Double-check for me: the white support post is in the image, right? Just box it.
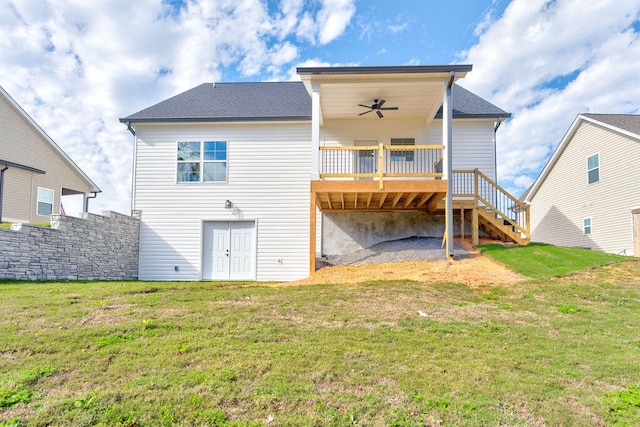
[311,84,321,180]
[443,72,455,259]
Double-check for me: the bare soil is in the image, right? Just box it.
[284,238,524,287]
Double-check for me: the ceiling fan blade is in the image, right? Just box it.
[358,110,373,116]
[379,107,399,110]
[358,104,372,108]
[377,99,386,108]
[376,110,383,118]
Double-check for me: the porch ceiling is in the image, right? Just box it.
[311,180,447,212]
[319,81,445,121]
[298,66,470,123]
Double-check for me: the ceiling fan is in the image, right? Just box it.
[358,99,398,118]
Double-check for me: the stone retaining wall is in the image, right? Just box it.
[0,211,140,281]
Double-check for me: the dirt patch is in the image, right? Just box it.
[79,304,130,326]
[285,240,524,287]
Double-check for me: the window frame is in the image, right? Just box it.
[583,217,592,235]
[176,140,228,183]
[390,138,416,162]
[587,153,599,184]
[36,187,54,216]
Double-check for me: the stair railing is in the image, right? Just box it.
[453,169,530,242]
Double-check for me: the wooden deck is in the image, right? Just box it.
[310,145,531,273]
[311,180,447,212]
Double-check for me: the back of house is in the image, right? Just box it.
[121,65,514,281]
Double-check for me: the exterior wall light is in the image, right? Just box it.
[225,200,233,209]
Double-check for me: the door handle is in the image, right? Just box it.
[225,249,229,257]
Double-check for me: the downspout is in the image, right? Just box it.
[0,165,8,223]
[83,192,97,212]
[126,122,137,215]
[493,118,501,182]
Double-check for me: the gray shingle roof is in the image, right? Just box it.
[435,84,510,119]
[121,82,312,123]
[121,81,510,123]
[582,113,640,137]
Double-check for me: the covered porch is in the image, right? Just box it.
[298,65,468,274]
[297,65,528,274]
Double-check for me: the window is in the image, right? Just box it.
[177,140,227,183]
[390,138,415,161]
[587,153,599,184]
[583,217,592,235]
[37,187,54,216]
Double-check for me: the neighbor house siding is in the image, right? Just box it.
[1,168,33,222]
[0,94,93,222]
[133,122,311,281]
[530,121,640,255]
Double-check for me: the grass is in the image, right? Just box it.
[476,242,628,278]
[0,252,639,425]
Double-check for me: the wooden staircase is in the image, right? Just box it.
[466,207,528,245]
[453,169,530,246]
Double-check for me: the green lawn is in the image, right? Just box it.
[1,253,639,425]
[477,242,628,279]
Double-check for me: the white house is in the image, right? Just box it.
[0,85,100,223]
[524,114,640,256]
[121,65,524,282]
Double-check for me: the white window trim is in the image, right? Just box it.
[587,152,600,184]
[175,140,228,184]
[36,187,54,216]
[583,217,592,235]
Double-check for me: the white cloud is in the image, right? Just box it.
[0,0,357,216]
[317,0,355,44]
[388,23,408,34]
[460,0,640,195]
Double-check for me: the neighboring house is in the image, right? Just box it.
[121,65,524,282]
[524,113,640,256]
[0,85,101,223]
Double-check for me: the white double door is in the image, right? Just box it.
[203,221,255,280]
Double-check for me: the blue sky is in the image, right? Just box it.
[1,0,639,215]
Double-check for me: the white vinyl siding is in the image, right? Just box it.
[530,120,640,255]
[133,122,311,281]
[428,119,497,180]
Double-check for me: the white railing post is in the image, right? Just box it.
[311,83,321,180]
[443,72,454,259]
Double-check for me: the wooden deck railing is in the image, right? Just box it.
[320,144,443,188]
[452,169,530,242]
